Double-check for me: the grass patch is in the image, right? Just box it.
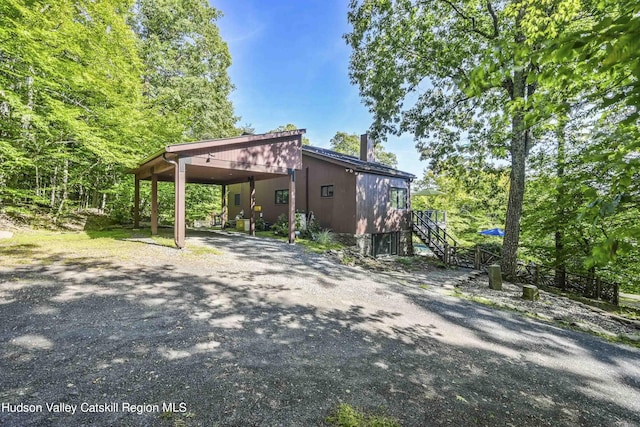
[396,257,416,266]
[186,245,222,256]
[326,403,401,427]
[296,237,343,254]
[0,228,174,266]
[150,236,177,248]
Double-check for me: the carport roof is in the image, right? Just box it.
[130,130,305,185]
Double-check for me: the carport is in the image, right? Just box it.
[129,130,304,248]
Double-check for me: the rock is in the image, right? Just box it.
[0,230,13,239]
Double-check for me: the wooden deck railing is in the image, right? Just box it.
[411,210,620,305]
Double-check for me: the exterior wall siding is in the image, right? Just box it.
[228,154,412,254]
[227,155,357,233]
[304,156,357,233]
[355,174,411,235]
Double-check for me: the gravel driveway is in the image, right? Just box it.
[1,230,640,426]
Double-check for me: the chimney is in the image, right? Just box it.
[360,133,375,163]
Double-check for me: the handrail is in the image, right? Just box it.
[413,211,458,249]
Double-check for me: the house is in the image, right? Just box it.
[227,134,415,256]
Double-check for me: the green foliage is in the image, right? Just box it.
[255,217,268,232]
[329,131,398,168]
[0,0,149,215]
[326,403,401,427]
[271,214,289,235]
[345,0,638,278]
[412,166,508,245]
[132,0,237,142]
[312,229,334,245]
[0,0,237,225]
[269,124,310,145]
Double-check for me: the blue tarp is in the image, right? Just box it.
[478,228,505,237]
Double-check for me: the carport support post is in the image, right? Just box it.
[249,176,256,236]
[221,185,227,229]
[174,157,186,249]
[151,173,158,235]
[133,176,140,229]
[288,169,296,244]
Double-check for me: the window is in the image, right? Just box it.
[373,232,399,257]
[390,187,407,209]
[321,185,334,198]
[275,189,289,205]
[234,194,241,206]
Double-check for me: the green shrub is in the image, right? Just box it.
[271,214,289,235]
[312,228,333,245]
[255,217,267,231]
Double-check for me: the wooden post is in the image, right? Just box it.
[474,245,481,270]
[522,284,540,301]
[134,175,140,229]
[443,242,449,265]
[174,157,186,249]
[488,264,502,290]
[288,169,296,244]
[221,184,227,229]
[151,173,158,235]
[595,278,602,300]
[533,264,539,286]
[249,176,255,236]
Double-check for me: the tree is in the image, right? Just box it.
[269,124,310,145]
[412,165,508,245]
[537,0,640,264]
[345,0,584,276]
[132,0,237,143]
[0,0,148,215]
[329,131,397,168]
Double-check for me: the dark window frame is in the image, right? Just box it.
[372,232,399,257]
[320,184,334,198]
[390,187,407,210]
[275,189,289,205]
[234,193,241,206]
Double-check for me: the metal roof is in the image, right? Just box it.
[302,145,415,180]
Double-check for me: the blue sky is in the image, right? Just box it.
[213,0,426,178]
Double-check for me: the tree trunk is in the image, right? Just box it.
[554,116,567,289]
[35,164,40,197]
[501,70,528,279]
[56,158,69,217]
[50,165,58,208]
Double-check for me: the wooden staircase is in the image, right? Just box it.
[412,210,459,264]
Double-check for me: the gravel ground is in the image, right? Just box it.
[1,230,640,426]
[455,272,640,341]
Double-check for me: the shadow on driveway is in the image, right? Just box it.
[0,234,639,426]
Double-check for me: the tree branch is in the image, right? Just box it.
[486,0,499,38]
[439,0,496,40]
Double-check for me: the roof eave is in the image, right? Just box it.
[302,148,414,180]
